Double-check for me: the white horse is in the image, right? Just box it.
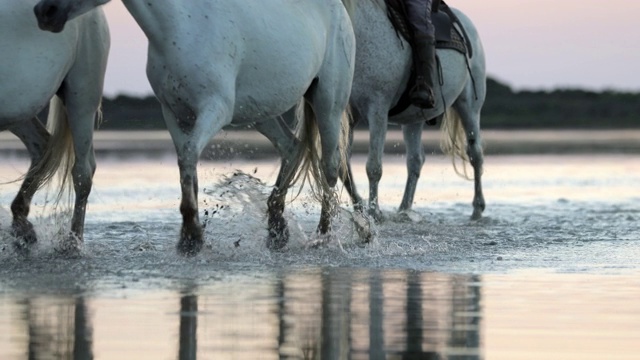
[342,0,487,221]
[35,0,357,255]
[1,1,109,254]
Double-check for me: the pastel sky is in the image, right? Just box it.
[102,0,640,96]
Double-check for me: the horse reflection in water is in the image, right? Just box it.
[0,1,108,255]
[174,272,481,358]
[10,272,480,358]
[18,296,93,359]
[34,0,362,254]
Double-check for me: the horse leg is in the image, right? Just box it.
[338,115,365,213]
[8,118,50,249]
[398,121,426,212]
[254,110,301,250]
[265,157,299,250]
[62,99,100,255]
[453,103,485,220]
[162,102,231,256]
[308,99,345,238]
[364,109,389,222]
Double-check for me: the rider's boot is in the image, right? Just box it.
[410,35,437,109]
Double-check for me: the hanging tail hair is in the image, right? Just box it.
[284,101,350,202]
[26,96,76,204]
[440,107,482,180]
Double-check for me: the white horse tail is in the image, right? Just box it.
[440,107,474,180]
[288,102,350,202]
[29,95,75,203]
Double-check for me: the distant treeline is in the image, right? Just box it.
[92,77,639,130]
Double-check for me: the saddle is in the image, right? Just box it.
[385,0,473,117]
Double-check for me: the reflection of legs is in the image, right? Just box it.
[178,295,198,359]
[320,271,352,358]
[9,118,49,247]
[73,298,94,358]
[369,270,385,359]
[405,0,436,109]
[404,271,426,358]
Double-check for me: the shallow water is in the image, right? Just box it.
[0,152,639,359]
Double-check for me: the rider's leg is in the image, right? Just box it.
[405,0,436,109]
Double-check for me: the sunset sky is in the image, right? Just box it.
[102,0,640,96]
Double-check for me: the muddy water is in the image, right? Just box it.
[0,151,639,359]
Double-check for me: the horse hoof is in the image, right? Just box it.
[177,241,203,257]
[55,236,83,259]
[12,238,34,257]
[177,224,203,256]
[352,211,375,245]
[368,208,385,223]
[307,234,331,249]
[396,210,423,223]
[470,209,483,221]
[11,219,38,247]
[267,227,289,251]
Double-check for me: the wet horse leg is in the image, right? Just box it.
[364,108,389,222]
[453,102,485,220]
[339,116,365,213]
[8,118,50,249]
[65,111,98,253]
[254,112,302,250]
[265,159,298,250]
[162,101,231,256]
[311,105,346,238]
[398,121,426,212]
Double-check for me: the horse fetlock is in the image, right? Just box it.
[367,204,385,223]
[352,210,375,245]
[11,218,37,246]
[470,200,485,220]
[178,223,204,256]
[267,217,289,251]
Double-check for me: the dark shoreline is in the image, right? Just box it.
[1,129,639,160]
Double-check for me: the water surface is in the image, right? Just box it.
[0,151,639,359]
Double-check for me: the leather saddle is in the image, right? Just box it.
[385,0,471,56]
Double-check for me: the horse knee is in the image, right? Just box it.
[464,134,481,158]
[366,161,382,183]
[72,161,93,199]
[406,153,424,177]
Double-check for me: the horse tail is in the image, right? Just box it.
[287,102,350,203]
[28,95,75,203]
[440,107,475,180]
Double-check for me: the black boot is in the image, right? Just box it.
[410,35,437,109]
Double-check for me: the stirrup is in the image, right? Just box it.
[409,85,435,109]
